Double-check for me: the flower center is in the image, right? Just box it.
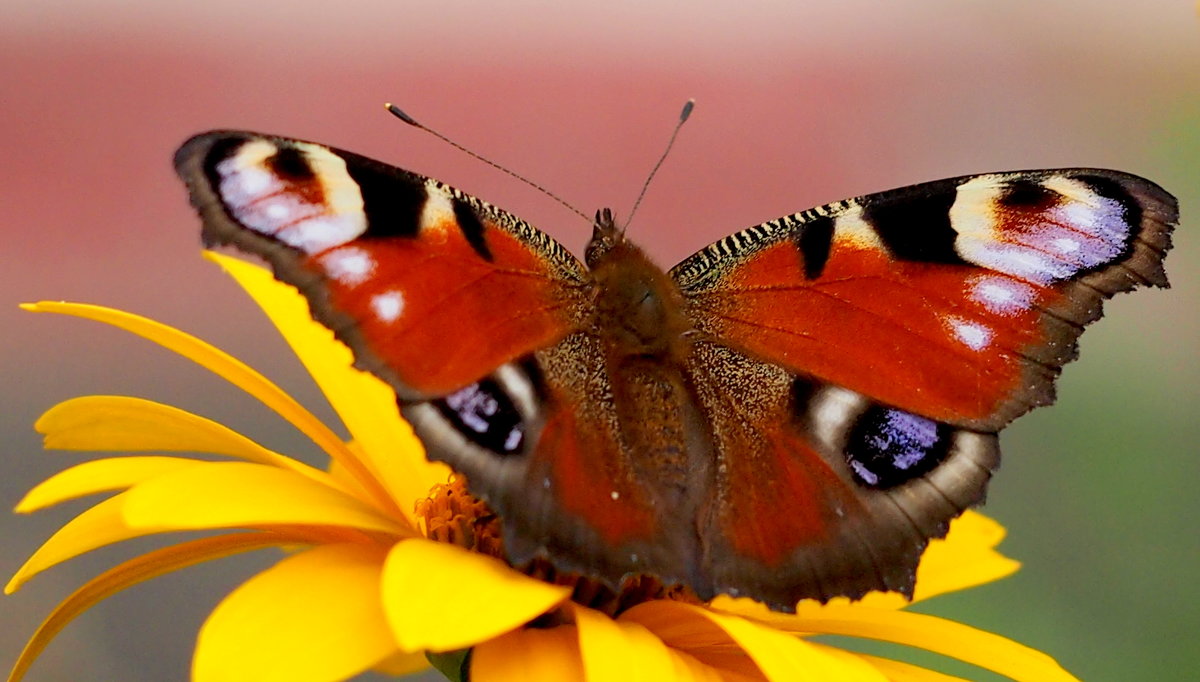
[417,476,699,616]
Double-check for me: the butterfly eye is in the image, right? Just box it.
[843,407,953,488]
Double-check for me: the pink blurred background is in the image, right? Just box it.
[3,2,1198,680]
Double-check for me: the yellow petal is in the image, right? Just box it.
[669,652,733,682]
[20,301,391,509]
[16,456,200,512]
[941,510,1005,548]
[121,461,409,536]
[572,604,683,681]
[210,252,452,523]
[908,511,1020,603]
[619,602,761,679]
[472,625,584,682]
[592,603,762,682]
[194,544,397,682]
[8,532,284,682]
[626,601,887,682]
[849,652,970,682]
[35,396,317,476]
[574,607,731,682]
[381,540,569,652]
[743,604,1079,682]
[709,512,1020,615]
[8,494,140,593]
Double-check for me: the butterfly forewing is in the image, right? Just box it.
[174,131,589,400]
[672,169,1175,431]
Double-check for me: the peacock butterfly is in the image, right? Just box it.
[173,119,1175,612]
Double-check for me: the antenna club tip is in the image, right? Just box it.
[680,99,695,121]
[385,103,419,126]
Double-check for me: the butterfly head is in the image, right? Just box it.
[584,207,624,269]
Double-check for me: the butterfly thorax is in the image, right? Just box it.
[585,228,710,518]
[586,221,693,360]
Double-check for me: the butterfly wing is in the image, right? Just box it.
[402,332,706,594]
[175,132,589,399]
[674,169,1175,606]
[689,339,1001,607]
[673,169,1174,430]
[175,132,699,593]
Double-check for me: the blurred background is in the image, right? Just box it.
[3,1,1197,680]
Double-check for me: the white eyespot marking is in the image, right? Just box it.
[968,275,1036,315]
[370,290,405,323]
[444,384,498,433]
[215,140,286,220]
[321,247,375,286]
[947,316,993,351]
[948,174,1005,241]
[1040,176,1109,210]
[954,174,1131,284]
[265,202,291,221]
[419,184,456,237]
[833,203,885,250]
[492,363,538,421]
[1053,237,1080,253]
[230,159,272,196]
[214,140,367,254]
[610,491,620,501]
[503,429,523,452]
[808,386,868,452]
[850,460,880,486]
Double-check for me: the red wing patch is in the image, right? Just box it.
[311,227,579,396]
[531,390,658,547]
[689,242,1057,427]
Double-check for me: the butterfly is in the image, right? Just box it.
[174,127,1175,612]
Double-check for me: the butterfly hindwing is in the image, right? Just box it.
[402,333,704,594]
[174,131,588,400]
[687,340,1000,606]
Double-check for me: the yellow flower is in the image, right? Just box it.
[9,252,1080,682]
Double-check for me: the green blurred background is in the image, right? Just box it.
[2,2,1197,680]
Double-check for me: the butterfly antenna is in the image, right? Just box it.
[385,103,591,224]
[625,99,694,232]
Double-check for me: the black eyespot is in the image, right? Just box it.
[998,179,1059,210]
[844,407,951,488]
[267,146,316,181]
[433,378,525,455]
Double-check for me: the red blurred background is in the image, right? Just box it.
[3,2,1197,680]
